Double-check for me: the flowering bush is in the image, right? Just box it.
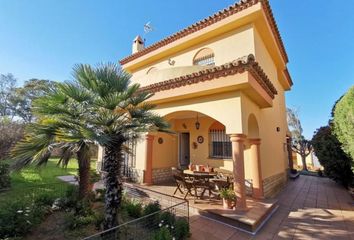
[0,195,53,238]
[155,212,189,240]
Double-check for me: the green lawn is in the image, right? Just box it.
[0,158,97,206]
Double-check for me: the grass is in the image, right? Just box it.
[0,158,97,207]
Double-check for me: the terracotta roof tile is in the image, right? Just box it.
[120,0,288,65]
[139,54,278,99]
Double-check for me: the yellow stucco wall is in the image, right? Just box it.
[247,28,289,179]
[130,24,256,87]
[151,131,178,169]
[154,92,243,134]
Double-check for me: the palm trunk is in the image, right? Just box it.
[103,143,123,230]
[301,154,308,171]
[77,144,91,200]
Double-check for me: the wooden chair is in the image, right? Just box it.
[172,172,194,199]
[190,174,215,200]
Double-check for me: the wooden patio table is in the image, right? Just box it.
[183,169,217,178]
[183,170,217,200]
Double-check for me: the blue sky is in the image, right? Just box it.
[0,0,353,139]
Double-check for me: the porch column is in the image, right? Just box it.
[249,138,263,199]
[144,134,154,185]
[230,134,247,210]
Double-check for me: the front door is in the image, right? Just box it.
[179,133,190,168]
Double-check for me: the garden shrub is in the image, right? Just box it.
[153,216,189,240]
[34,192,56,206]
[312,126,353,187]
[143,201,161,216]
[62,184,79,208]
[153,227,173,240]
[0,198,49,238]
[142,201,161,228]
[74,199,94,216]
[125,199,143,218]
[159,211,176,226]
[65,199,97,230]
[333,86,354,161]
[94,211,105,230]
[0,162,11,189]
[66,212,96,230]
[174,218,190,240]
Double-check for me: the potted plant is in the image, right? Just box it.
[219,188,236,209]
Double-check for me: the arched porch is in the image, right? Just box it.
[143,110,252,210]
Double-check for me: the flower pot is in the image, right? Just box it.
[222,198,234,209]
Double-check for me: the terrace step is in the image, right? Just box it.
[197,199,278,234]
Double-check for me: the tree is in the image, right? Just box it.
[10,82,94,200]
[13,63,169,229]
[0,119,24,160]
[70,63,169,229]
[9,79,57,123]
[287,108,312,171]
[333,86,354,162]
[312,126,353,187]
[0,73,16,118]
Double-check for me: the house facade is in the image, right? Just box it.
[99,0,293,209]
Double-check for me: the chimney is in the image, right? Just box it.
[132,35,144,54]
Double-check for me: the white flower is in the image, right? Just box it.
[17,210,23,213]
[171,226,174,229]
[24,214,29,216]
[161,220,164,223]
[166,225,169,228]
[172,238,175,240]
[159,223,162,227]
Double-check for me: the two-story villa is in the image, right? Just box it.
[99,0,293,210]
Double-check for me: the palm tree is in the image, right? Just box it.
[10,83,96,200]
[69,63,169,229]
[13,63,169,229]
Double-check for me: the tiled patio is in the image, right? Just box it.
[189,175,354,240]
[141,182,277,233]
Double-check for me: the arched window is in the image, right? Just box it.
[209,121,231,159]
[146,67,157,75]
[193,48,215,66]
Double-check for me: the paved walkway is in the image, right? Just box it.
[189,175,354,240]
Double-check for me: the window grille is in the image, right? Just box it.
[193,53,215,66]
[209,129,232,159]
